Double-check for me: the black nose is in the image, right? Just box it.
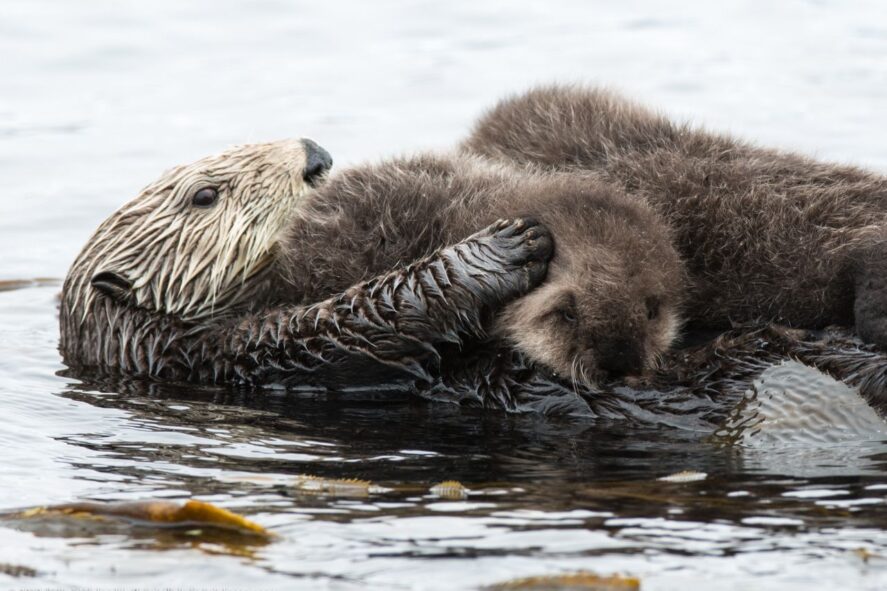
[599,338,644,378]
[302,138,333,187]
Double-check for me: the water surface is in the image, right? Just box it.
[3,1,887,589]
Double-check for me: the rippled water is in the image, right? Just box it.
[3,1,887,589]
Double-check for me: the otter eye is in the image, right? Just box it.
[646,297,660,321]
[560,308,577,324]
[192,187,218,207]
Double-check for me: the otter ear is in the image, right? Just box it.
[91,271,133,303]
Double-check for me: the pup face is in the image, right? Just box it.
[63,139,332,323]
[494,231,684,387]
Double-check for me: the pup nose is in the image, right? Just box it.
[599,338,644,378]
[301,138,333,186]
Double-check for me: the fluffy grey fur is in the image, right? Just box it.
[462,85,887,346]
[280,152,685,384]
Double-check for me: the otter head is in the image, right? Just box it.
[62,138,332,330]
[494,183,685,386]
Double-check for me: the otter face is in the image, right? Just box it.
[494,234,684,387]
[64,139,332,323]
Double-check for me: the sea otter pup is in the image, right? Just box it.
[60,139,555,389]
[462,85,887,346]
[279,153,685,384]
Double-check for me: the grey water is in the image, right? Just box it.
[3,1,887,589]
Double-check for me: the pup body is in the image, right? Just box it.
[281,153,685,382]
[463,85,887,344]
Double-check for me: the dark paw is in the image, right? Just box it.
[449,218,554,305]
[455,217,552,296]
[486,217,554,275]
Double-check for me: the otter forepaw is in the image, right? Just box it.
[476,217,554,288]
[487,216,553,262]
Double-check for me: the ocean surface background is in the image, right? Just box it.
[2,1,887,589]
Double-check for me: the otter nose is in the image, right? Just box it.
[301,138,333,187]
[599,338,644,378]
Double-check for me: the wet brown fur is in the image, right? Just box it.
[427,322,887,420]
[463,85,887,347]
[280,152,685,383]
[58,141,554,389]
[57,138,887,419]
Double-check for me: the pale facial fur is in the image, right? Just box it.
[63,139,324,324]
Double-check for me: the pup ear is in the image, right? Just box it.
[90,271,133,303]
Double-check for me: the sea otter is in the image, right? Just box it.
[59,139,555,390]
[462,85,887,347]
[279,153,685,384]
[58,139,887,417]
[61,139,686,389]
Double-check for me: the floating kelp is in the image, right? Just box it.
[487,572,640,590]
[4,499,272,541]
[853,547,885,564]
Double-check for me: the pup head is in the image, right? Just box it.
[495,180,684,386]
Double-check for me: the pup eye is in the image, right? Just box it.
[560,308,577,324]
[192,187,219,207]
[646,297,660,320]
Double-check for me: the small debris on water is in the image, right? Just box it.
[430,480,469,499]
[0,277,60,292]
[218,472,390,496]
[657,470,707,483]
[290,475,378,497]
[0,563,37,578]
[853,547,884,564]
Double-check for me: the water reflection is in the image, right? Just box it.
[53,368,887,526]
[3,283,887,588]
